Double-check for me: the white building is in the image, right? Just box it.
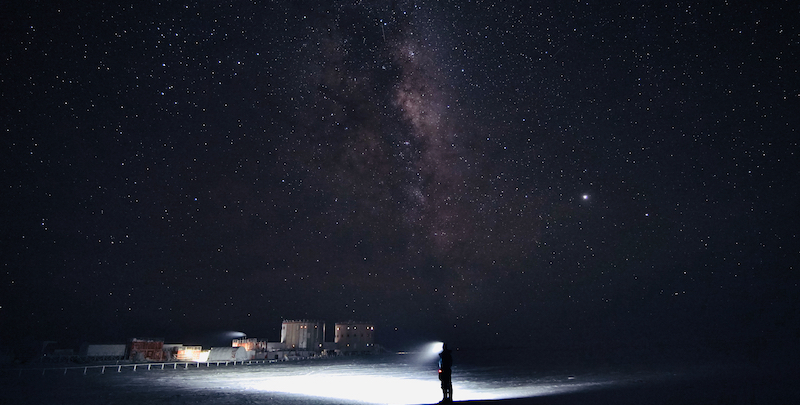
[207,346,248,362]
[280,320,325,350]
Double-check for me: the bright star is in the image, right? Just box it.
[582,194,589,200]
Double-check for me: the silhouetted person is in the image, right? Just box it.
[439,342,453,403]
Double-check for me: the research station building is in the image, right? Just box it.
[280,319,325,350]
[335,321,376,355]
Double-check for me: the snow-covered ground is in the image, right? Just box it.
[1,352,796,404]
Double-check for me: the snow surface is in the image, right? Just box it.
[1,352,797,404]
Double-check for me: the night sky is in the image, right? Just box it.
[2,1,798,353]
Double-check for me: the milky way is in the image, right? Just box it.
[282,4,549,328]
[300,4,545,266]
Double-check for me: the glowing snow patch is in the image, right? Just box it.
[156,358,620,405]
[241,374,603,404]
[243,373,441,404]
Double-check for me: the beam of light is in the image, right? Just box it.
[151,356,626,405]
[236,373,610,404]
[241,373,442,404]
[424,341,445,358]
[396,341,445,364]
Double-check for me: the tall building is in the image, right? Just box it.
[280,320,325,350]
[334,321,375,354]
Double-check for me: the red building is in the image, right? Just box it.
[335,321,376,355]
[128,338,165,361]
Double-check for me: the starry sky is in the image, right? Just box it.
[2,1,798,353]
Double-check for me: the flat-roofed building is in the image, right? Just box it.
[334,321,375,354]
[280,320,325,350]
[128,338,165,361]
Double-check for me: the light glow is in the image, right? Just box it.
[224,331,247,338]
[397,341,445,363]
[149,356,625,405]
[422,341,445,360]
[237,373,607,404]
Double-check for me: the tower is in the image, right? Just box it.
[280,320,325,350]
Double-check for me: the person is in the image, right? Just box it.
[438,342,453,403]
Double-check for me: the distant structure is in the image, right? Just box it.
[48,319,380,365]
[232,337,267,360]
[232,337,266,352]
[79,344,126,361]
[163,343,183,361]
[281,320,325,350]
[207,346,248,362]
[176,345,204,362]
[335,321,376,355]
[128,338,165,361]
